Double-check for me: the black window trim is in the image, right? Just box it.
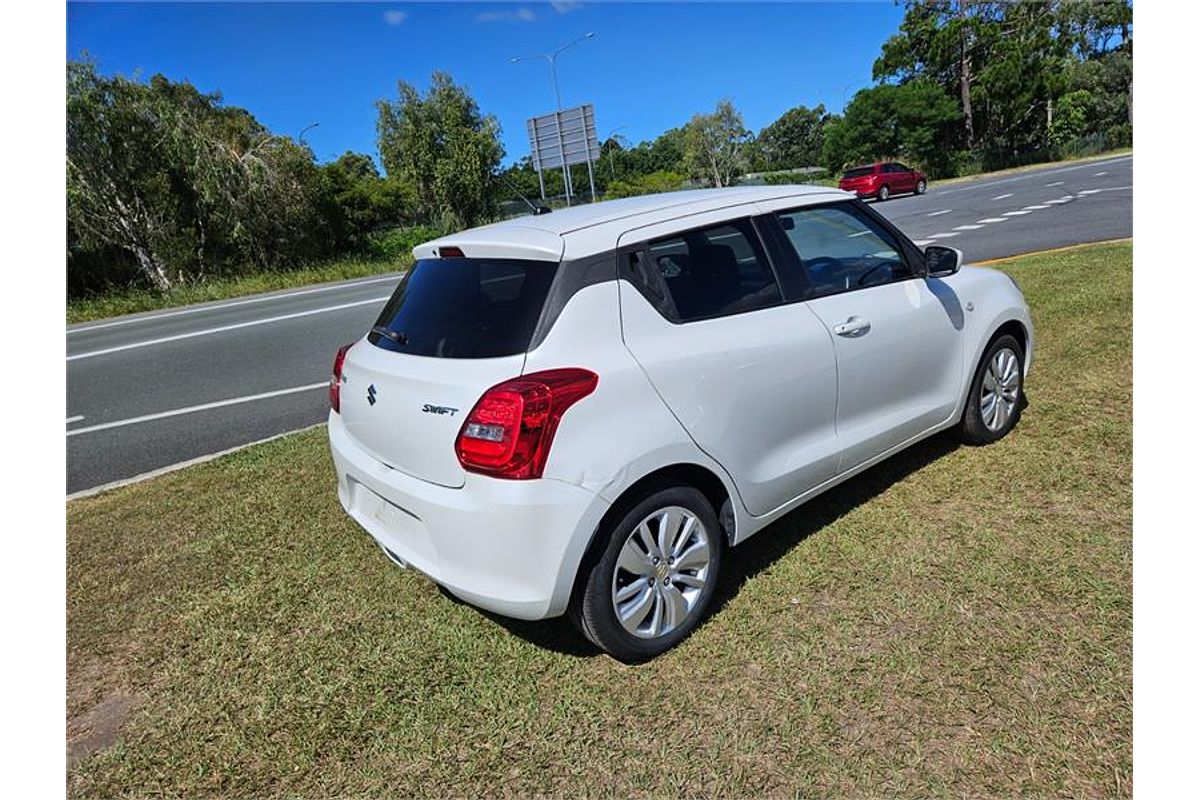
[757,198,928,302]
[618,214,791,326]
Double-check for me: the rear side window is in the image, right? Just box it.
[774,203,913,296]
[843,166,874,178]
[646,219,782,322]
[369,258,558,358]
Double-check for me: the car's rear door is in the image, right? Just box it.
[758,199,964,472]
[616,210,839,516]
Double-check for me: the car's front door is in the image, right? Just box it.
[616,212,840,516]
[760,200,965,472]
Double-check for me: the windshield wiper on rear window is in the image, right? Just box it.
[371,326,408,345]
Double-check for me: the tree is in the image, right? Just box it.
[682,100,751,188]
[317,152,415,252]
[376,72,504,229]
[604,171,685,199]
[822,80,961,177]
[68,61,329,291]
[874,1,1132,162]
[753,104,832,171]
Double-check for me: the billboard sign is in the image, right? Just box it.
[526,103,600,203]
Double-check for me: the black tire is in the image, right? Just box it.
[958,334,1025,445]
[915,179,927,195]
[877,184,890,201]
[569,484,723,662]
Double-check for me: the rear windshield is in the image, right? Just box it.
[843,166,874,179]
[369,257,558,358]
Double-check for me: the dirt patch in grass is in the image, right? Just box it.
[68,692,136,769]
[66,242,1131,797]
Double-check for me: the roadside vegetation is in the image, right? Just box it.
[66,255,408,324]
[68,1,1131,319]
[67,241,1132,798]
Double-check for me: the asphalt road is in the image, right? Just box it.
[66,155,1132,494]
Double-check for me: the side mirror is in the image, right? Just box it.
[924,245,962,278]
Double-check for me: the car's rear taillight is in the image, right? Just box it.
[330,343,353,413]
[455,368,598,480]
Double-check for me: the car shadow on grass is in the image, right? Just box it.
[478,431,963,660]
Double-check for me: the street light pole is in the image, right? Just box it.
[511,32,596,206]
[299,122,320,144]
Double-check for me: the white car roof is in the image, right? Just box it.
[412,184,853,262]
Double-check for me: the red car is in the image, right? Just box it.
[838,161,927,201]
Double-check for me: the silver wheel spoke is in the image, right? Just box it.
[648,588,664,637]
[617,540,650,576]
[661,584,688,629]
[618,585,655,632]
[657,508,680,559]
[636,522,660,559]
[675,573,706,589]
[675,540,710,572]
[670,514,696,558]
[614,577,649,603]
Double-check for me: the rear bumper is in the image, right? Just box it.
[328,412,611,620]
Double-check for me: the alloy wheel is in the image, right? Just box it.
[610,506,712,639]
[981,346,1020,431]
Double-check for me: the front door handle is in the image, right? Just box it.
[832,316,871,337]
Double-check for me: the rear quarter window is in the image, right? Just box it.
[842,166,875,179]
[369,258,558,358]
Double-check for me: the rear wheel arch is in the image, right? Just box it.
[569,463,735,609]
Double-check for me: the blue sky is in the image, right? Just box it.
[67,1,906,167]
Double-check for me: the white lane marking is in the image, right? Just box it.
[1046,198,1073,204]
[927,209,952,216]
[912,239,934,246]
[66,383,327,437]
[928,232,960,239]
[67,274,401,335]
[934,155,1132,196]
[1046,181,1064,186]
[1022,205,1050,210]
[1003,210,1033,216]
[67,415,85,424]
[992,193,1013,200]
[67,296,388,362]
[978,217,1009,223]
[1094,185,1133,192]
[1078,189,1102,195]
[68,423,325,500]
[1094,171,1108,176]
[953,224,983,231]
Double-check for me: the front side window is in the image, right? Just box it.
[646,219,782,322]
[774,203,913,296]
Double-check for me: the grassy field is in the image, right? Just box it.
[66,256,408,324]
[66,241,1132,798]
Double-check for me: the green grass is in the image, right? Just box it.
[66,256,409,324]
[67,241,1132,798]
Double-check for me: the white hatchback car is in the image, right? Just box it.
[328,186,1032,661]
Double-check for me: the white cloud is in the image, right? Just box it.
[550,1,583,13]
[383,10,408,27]
[475,8,537,24]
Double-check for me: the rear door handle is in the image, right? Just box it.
[832,316,871,337]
